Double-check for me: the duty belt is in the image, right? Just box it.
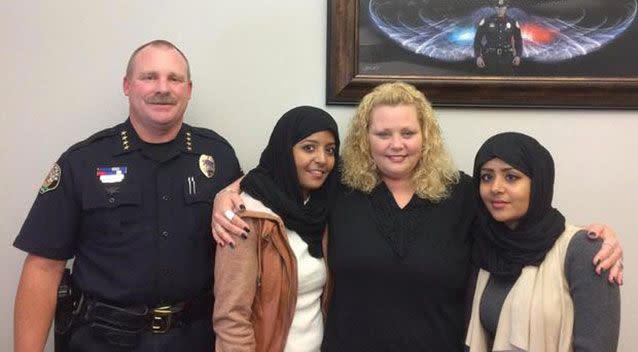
[55,269,213,349]
[485,47,512,56]
[76,290,212,334]
[148,304,198,333]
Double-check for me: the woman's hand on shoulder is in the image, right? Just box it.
[585,224,623,285]
[212,184,250,248]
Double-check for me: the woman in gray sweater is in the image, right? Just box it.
[466,132,620,352]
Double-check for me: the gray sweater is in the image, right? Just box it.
[479,231,620,352]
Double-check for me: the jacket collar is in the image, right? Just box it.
[113,118,199,157]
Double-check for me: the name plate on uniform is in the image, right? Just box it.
[96,166,127,184]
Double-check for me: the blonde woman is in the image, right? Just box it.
[323,82,471,350]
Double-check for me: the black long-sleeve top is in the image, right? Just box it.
[323,174,475,351]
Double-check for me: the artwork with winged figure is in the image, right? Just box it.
[360,0,638,77]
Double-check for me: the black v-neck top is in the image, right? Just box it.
[323,173,475,351]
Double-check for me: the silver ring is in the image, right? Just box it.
[223,209,235,221]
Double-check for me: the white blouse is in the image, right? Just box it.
[283,227,326,352]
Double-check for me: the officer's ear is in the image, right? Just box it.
[123,76,131,97]
[186,80,193,100]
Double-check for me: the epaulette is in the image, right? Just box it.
[188,124,235,150]
[66,125,119,153]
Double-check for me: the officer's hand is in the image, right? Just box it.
[585,223,624,284]
[212,186,249,248]
[512,56,521,66]
[476,56,485,68]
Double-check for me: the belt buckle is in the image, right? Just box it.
[151,306,172,334]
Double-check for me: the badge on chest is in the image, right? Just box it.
[199,154,215,178]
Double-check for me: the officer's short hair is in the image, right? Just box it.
[126,39,191,81]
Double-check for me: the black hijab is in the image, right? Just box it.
[472,132,565,278]
[240,106,340,258]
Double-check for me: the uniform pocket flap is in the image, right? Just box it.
[184,176,217,204]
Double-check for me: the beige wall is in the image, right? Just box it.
[1,1,635,350]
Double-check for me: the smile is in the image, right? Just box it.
[490,200,509,209]
[306,169,326,178]
[386,155,407,162]
[145,95,177,105]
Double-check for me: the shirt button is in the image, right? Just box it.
[161,195,170,201]
[161,230,169,237]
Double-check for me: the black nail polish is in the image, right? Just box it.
[239,204,246,211]
[229,243,236,250]
[241,233,248,240]
[244,227,250,233]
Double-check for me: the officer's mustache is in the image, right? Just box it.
[145,93,177,105]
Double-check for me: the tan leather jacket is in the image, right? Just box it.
[213,195,331,352]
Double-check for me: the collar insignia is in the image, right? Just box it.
[120,130,130,151]
[186,131,193,152]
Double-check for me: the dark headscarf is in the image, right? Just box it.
[240,106,340,258]
[472,132,565,278]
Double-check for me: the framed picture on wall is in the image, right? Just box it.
[327,0,638,108]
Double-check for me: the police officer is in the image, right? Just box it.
[13,40,242,351]
[474,0,523,75]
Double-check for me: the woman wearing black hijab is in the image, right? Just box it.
[466,132,620,352]
[213,106,339,352]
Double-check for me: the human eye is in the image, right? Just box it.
[401,129,417,137]
[325,145,336,155]
[374,131,391,139]
[168,74,185,82]
[302,144,316,153]
[505,173,521,182]
[139,73,156,80]
[479,172,493,182]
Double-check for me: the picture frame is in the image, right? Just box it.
[327,0,638,108]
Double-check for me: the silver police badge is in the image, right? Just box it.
[39,163,61,194]
[199,154,215,178]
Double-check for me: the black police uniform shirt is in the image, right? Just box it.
[474,15,523,60]
[14,119,242,306]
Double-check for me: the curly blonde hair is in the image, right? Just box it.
[341,82,459,202]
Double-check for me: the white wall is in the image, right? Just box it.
[1,1,635,351]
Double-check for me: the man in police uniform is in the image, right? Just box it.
[474,0,523,75]
[13,40,242,351]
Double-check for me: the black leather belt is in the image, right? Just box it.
[70,290,212,347]
[485,47,512,56]
[76,290,212,334]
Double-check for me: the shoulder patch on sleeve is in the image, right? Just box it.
[39,163,61,194]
